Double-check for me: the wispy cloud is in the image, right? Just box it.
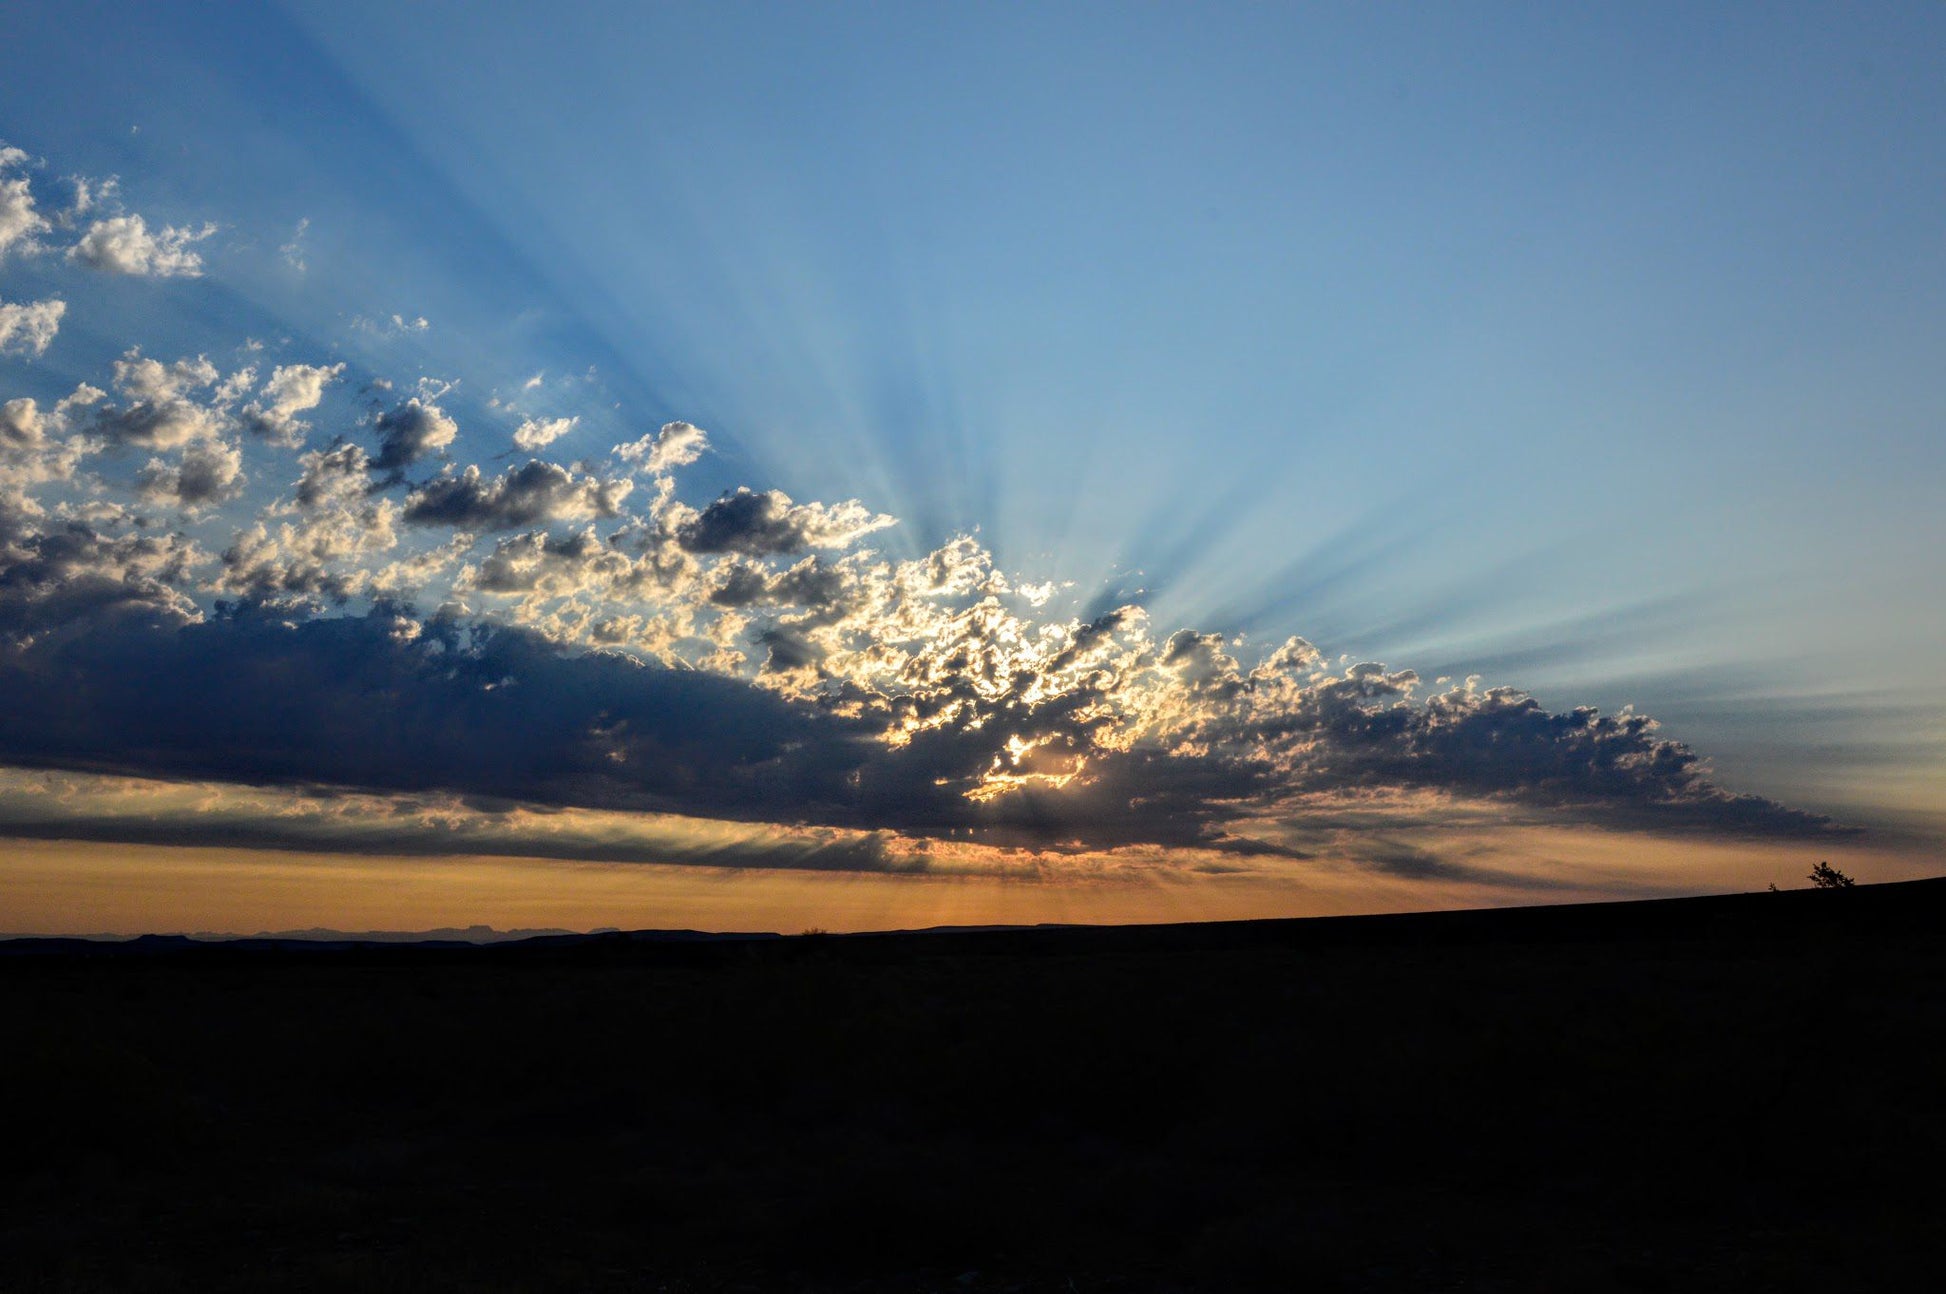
[280,216,309,273]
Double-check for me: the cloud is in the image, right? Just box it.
[294,441,372,509]
[60,174,117,226]
[512,415,577,452]
[216,443,469,608]
[675,487,896,556]
[280,217,309,272]
[0,605,871,822]
[0,391,1839,859]
[0,145,49,261]
[135,439,245,511]
[241,362,343,447]
[354,313,430,337]
[0,518,200,649]
[69,214,215,277]
[371,396,458,476]
[1,399,53,460]
[616,420,708,475]
[1,396,91,508]
[82,351,230,449]
[468,528,651,596]
[111,351,218,405]
[0,766,922,873]
[217,506,401,606]
[0,562,1836,859]
[0,295,64,358]
[403,460,632,531]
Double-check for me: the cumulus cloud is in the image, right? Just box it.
[111,350,218,405]
[241,362,343,447]
[214,442,467,607]
[217,507,397,605]
[0,398,51,459]
[0,519,200,648]
[0,145,49,261]
[1,396,90,509]
[512,414,577,452]
[371,396,458,476]
[675,487,896,556]
[0,295,64,358]
[616,420,708,475]
[294,441,372,510]
[80,351,228,451]
[457,528,697,648]
[135,438,245,511]
[470,528,626,595]
[69,214,215,277]
[403,460,632,531]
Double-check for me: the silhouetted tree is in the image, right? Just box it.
[1808,861,1855,889]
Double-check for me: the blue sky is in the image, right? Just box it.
[1,3,1941,930]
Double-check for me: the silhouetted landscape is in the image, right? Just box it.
[6,878,1944,1291]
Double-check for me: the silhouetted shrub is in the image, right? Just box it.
[1809,861,1856,889]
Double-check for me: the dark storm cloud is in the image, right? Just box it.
[0,604,877,823]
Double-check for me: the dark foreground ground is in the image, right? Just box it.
[6,880,1945,1292]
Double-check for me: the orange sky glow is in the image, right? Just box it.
[5,826,1937,938]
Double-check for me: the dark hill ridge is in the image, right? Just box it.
[6,877,1944,1291]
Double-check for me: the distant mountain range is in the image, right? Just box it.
[0,924,605,944]
[0,921,1067,946]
